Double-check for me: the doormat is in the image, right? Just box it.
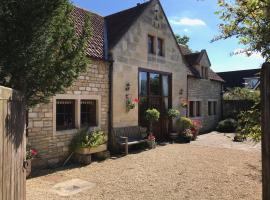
[51,179,96,196]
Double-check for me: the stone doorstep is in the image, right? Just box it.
[51,179,96,196]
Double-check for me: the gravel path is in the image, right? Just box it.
[27,133,261,200]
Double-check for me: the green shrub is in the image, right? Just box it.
[167,109,180,119]
[237,108,261,142]
[71,129,107,151]
[175,117,194,132]
[216,119,237,133]
[145,108,160,122]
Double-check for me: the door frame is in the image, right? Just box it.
[138,68,172,140]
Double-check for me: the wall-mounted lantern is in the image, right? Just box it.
[125,82,131,91]
[179,88,183,95]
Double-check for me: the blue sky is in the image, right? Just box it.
[72,0,264,72]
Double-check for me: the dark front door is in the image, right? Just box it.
[138,70,172,140]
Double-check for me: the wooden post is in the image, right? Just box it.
[261,62,270,200]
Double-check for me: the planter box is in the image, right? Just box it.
[75,144,107,155]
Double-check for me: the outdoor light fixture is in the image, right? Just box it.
[125,82,131,91]
[179,88,183,95]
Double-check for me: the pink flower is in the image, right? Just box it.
[31,149,38,157]
[133,98,139,103]
[192,120,202,129]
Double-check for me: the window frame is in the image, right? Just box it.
[148,35,155,55]
[56,99,76,131]
[208,100,218,116]
[157,37,164,57]
[53,94,101,135]
[189,100,202,118]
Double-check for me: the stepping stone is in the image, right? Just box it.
[51,178,96,196]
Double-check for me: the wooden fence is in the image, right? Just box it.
[0,86,26,200]
[223,100,254,119]
[261,63,270,200]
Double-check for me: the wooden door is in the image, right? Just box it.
[138,70,172,140]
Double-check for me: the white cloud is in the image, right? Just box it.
[233,48,264,60]
[183,28,189,33]
[170,17,206,26]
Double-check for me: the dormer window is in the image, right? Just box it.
[201,66,208,79]
[148,35,155,54]
[157,38,164,56]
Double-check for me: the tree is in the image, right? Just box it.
[213,0,270,61]
[175,34,190,46]
[0,0,91,108]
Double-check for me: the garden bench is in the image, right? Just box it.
[113,126,148,155]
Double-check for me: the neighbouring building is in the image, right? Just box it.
[218,68,261,90]
[28,0,224,168]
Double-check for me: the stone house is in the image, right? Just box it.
[28,0,224,167]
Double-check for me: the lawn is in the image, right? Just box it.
[27,132,261,200]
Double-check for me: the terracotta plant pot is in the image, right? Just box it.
[24,159,31,178]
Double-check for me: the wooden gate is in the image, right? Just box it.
[0,86,26,200]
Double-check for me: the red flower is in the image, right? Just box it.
[192,120,202,129]
[31,149,38,156]
[133,98,139,103]
[148,134,155,140]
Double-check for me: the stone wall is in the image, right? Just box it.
[111,0,188,128]
[188,77,222,132]
[27,60,109,167]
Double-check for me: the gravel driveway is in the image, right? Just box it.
[27,132,261,200]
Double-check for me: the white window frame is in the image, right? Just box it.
[53,94,101,135]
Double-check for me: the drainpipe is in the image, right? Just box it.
[220,83,224,120]
[186,76,189,117]
[108,58,114,151]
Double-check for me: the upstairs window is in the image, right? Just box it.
[56,100,75,131]
[157,38,164,56]
[81,100,97,127]
[201,66,208,79]
[148,35,155,54]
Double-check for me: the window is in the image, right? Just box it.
[189,101,194,117]
[148,35,155,54]
[56,100,75,131]
[81,100,97,127]
[157,38,164,56]
[189,101,201,117]
[208,101,217,116]
[201,66,208,79]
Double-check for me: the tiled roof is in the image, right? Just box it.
[180,45,224,82]
[105,2,151,50]
[217,69,261,89]
[71,7,105,59]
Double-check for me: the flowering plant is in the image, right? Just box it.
[26,145,38,160]
[126,96,139,112]
[148,134,155,141]
[191,120,202,140]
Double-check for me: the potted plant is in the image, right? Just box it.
[25,145,38,178]
[147,134,156,149]
[126,96,139,112]
[72,129,107,155]
[179,129,193,143]
[166,109,180,141]
[145,108,160,134]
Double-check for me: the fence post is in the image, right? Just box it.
[261,62,270,200]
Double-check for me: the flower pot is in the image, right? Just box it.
[170,132,178,141]
[75,144,107,155]
[147,140,156,149]
[24,159,31,178]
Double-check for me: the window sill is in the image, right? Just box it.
[56,129,78,135]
